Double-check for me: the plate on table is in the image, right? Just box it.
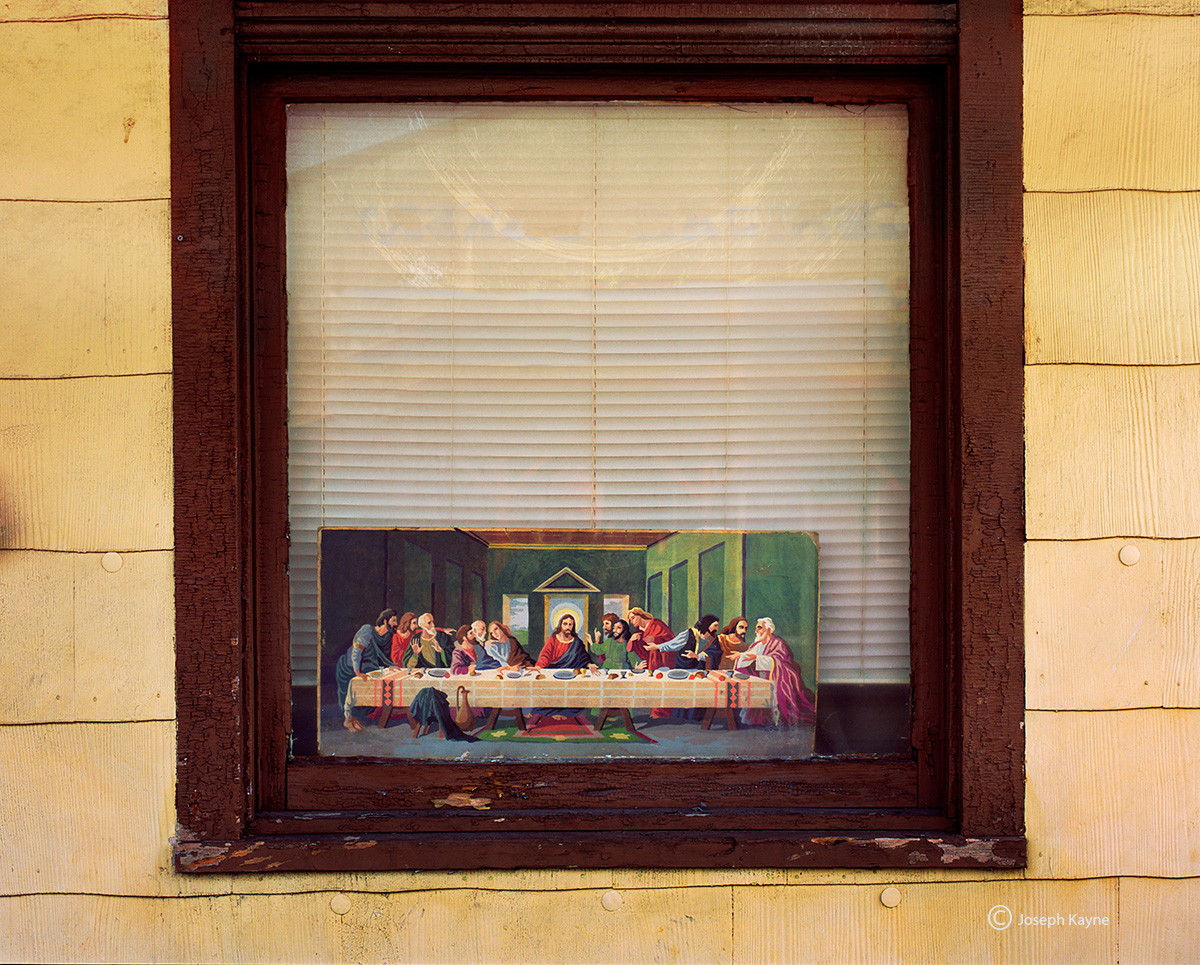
[506,671,524,678]
[733,671,750,679]
[666,669,690,680]
[553,669,576,680]
[426,668,449,677]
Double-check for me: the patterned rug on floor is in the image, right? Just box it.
[475,714,656,743]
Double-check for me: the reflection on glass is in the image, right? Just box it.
[285,102,913,756]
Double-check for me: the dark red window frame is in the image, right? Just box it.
[171,0,1024,872]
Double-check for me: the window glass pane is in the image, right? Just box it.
[287,102,911,757]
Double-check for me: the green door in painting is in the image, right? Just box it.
[669,561,689,632]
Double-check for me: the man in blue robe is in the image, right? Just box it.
[336,609,399,732]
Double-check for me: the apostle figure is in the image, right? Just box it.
[467,618,494,669]
[484,621,534,670]
[390,611,418,666]
[627,607,675,718]
[450,625,478,675]
[678,615,724,671]
[604,617,635,670]
[403,612,453,669]
[626,607,673,670]
[335,609,400,732]
[589,611,628,670]
[646,613,722,671]
[734,617,817,727]
[717,616,750,671]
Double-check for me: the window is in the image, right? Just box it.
[172,0,1024,870]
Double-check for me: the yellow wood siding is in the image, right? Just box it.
[2,882,1125,963]
[1026,709,1200,877]
[1119,877,1200,963]
[0,376,172,551]
[1,2,1198,961]
[0,19,168,201]
[736,879,1116,963]
[0,201,171,378]
[1028,538,1200,710]
[1026,365,1200,539]
[1025,16,1200,190]
[1026,0,1200,14]
[0,0,166,19]
[1024,13,1200,903]
[1025,192,1200,365]
[0,721,176,895]
[0,551,174,722]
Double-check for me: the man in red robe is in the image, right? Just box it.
[627,607,675,718]
[734,617,817,727]
[535,614,596,670]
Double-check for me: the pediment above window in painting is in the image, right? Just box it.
[531,567,601,594]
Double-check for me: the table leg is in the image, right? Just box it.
[483,707,500,730]
[514,708,527,732]
[619,709,637,732]
[377,706,393,729]
[701,707,716,731]
[595,708,613,730]
[724,706,738,731]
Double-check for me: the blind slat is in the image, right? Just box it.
[286,101,911,687]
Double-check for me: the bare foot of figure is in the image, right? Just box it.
[344,717,363,732]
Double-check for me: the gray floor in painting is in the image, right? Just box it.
[318,703,815,760]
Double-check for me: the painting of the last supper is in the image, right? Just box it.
[318,528,819,760]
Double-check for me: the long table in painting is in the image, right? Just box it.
[348,667,774,735]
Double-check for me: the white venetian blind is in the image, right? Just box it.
[286,101,910,686]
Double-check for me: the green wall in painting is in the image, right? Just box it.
[646,532,745,632]
[644,531,818,687]
[389,530,486,629]
[668,561,689,632]
[486,546,645,659]
[392,535,432,619]
[699,542,726,621]
[646,572,663,619]
[743,531,819,688]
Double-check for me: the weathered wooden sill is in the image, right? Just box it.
[174,829,1026,873]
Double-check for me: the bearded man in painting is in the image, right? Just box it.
[590,610,626,670]
[718,615,750,670]
[591,611,619,648]
[336,609,399,732]
[678,615,724,671]
[468,618,493,669]
[734,617,817,727]
[528,613,597,725]
[403,612,454,669]
[534,613,597,671]
[627,607,675,718]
